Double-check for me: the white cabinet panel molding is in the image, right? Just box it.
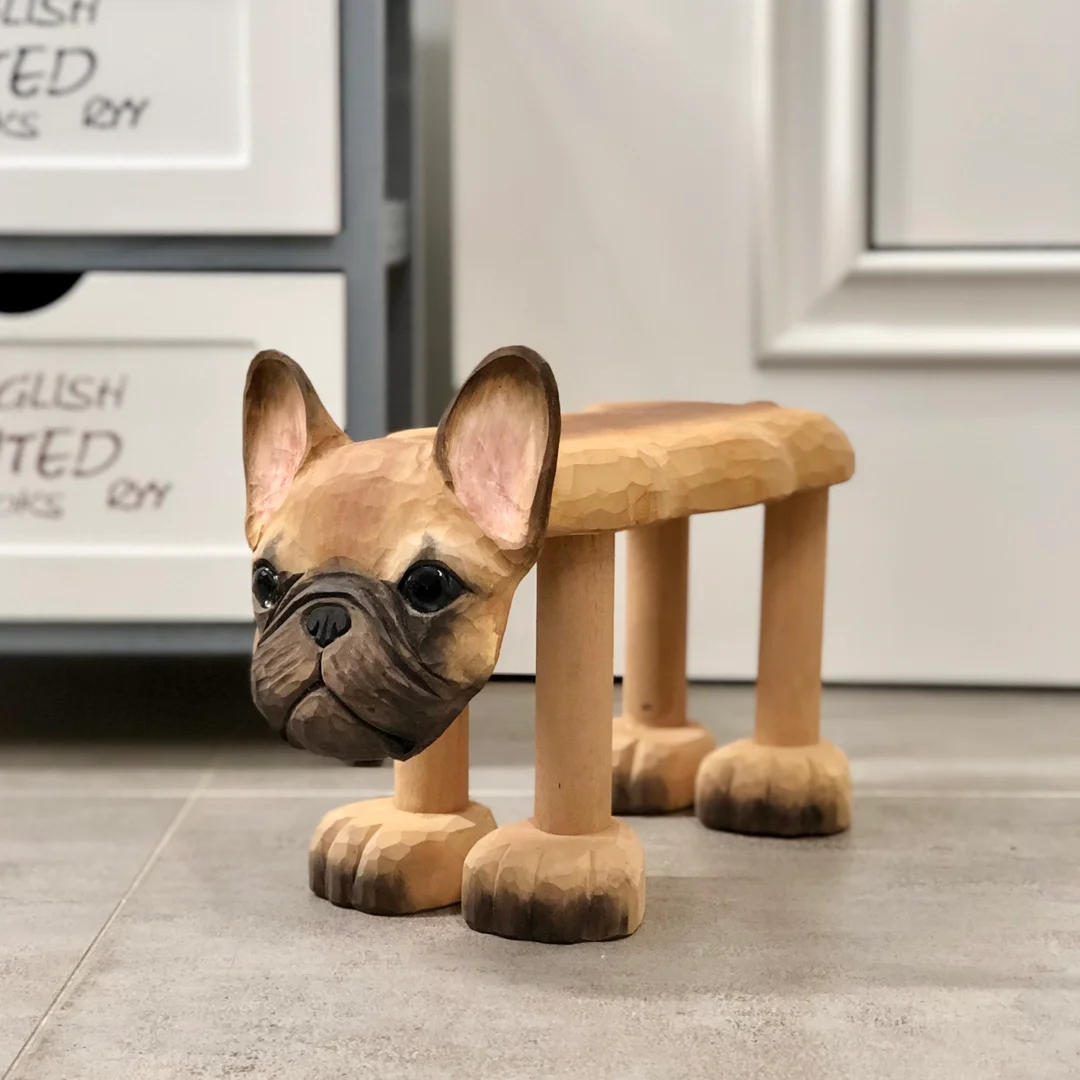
[0,272,345,620]
[756,0,1080,366]
[0,0,340,234]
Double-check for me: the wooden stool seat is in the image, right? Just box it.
[393,401,854,534]
[552,402,853,533]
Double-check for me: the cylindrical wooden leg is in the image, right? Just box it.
[623,518,689,727]
[395,709,470,814]
[695,489,851,836]
[754,489,827,747]
[308,707,495,914]
[535,532,616,835]
[463,532,646,943]
[613,519,715,814]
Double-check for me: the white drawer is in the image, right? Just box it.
[0,0,339,234]
[0,271,346,620]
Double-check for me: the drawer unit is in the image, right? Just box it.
[0,272,345,621]
[0,1,415,652]
[0,0,340,235]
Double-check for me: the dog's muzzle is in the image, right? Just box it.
[248,569,479,762]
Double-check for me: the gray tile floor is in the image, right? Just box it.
[2,664,1079,1079]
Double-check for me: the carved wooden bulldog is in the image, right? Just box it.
[242,341,856,944]
[242,346,560,764]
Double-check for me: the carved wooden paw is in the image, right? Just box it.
[694,738,852,837]
[462,818,646,944]
[309,797,496,914]
[611,717,716,814]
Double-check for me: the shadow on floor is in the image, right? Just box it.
[0,657,543,760]
[0,656,264,742]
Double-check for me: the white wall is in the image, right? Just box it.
[452,0,1080,687]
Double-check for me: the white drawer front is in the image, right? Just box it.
[0,272,345,619]
[0,0,339,234]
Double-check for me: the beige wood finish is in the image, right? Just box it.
[534,532,616,835]
[280,353,856,938]
[463,532,646,942]
[550,402,853,533]
[755,489,829,748]
[623,519,689,729]
[694,738,852,837]
[308,712,496,915]
[385,397,854,935]
[395,709,471,814]
[388,400,854,535]
[309,797,496,914]
[612,519,715,814]
[463,818,645,945]
[695,488,852,836]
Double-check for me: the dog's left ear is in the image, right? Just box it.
[435,346,561,554]
[242,350,347,548]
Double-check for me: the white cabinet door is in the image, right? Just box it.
[0,272,345,619]
[454,0,1080,686]
[0,0,339,234]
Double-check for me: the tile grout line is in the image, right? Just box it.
[4,787,1080,800]
[2,765,215,1080]
[858,789,1080,799]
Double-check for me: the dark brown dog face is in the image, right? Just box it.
[242,347,560,762]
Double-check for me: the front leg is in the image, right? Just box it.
[463,533,646,943]
[309,711,496,913]
[695,489,852,836]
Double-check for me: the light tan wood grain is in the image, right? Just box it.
[308,796,496,914]
[254,345,858,942]
[755,489,829,748]
[694,487,852,837]
[461,531,648,943]
[622,518,690,729]
[534,532,616,836]
[611,518,715,814]
[394,709,470,815]
[389,400,854,535]
[463,818,645,944]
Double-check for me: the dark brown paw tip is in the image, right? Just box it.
[309,822,351,900]
[696,791,846,838]
[351,869,411,915]
[323,850,363,907]
[611,774,671,816]
[310,846,412,914]
[309,851,330,899]
[462,883,633,944]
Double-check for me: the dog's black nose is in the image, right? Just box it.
[303,603,351,648]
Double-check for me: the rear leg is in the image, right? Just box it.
[612,518,715,814]
[695,489,851,836]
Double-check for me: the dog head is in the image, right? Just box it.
[242,346,560,763]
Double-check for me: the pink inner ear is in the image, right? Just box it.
[448,380,548,547]
[247,382,307,534]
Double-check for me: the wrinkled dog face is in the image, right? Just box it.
[247,563,479,762]
[242,347,560,762]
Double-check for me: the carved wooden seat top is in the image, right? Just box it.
[391,400,853,536]
[548,401,854,535]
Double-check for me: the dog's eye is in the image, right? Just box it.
[252,561,281,610]
[398,561,466,614]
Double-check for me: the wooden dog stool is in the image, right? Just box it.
[310,398,855,943]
